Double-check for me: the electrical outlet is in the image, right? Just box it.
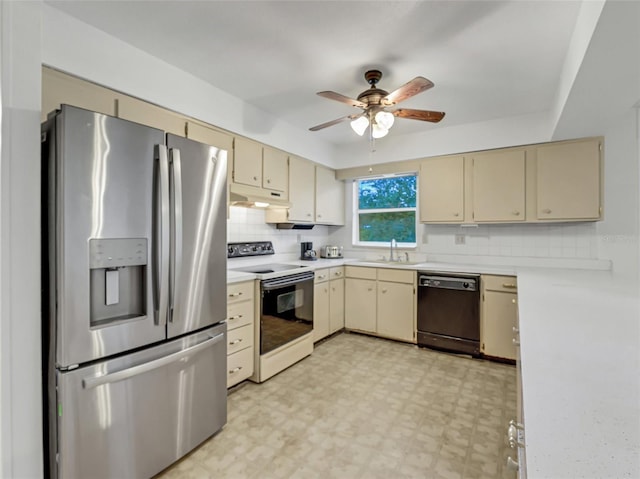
[422,232,429,244]
[455,234,466,245]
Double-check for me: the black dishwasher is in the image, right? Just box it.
[417,273,480,356]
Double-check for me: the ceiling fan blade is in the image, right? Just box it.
[382,77,434,106]
[317,91,368,109]
[392,108,445,123]
[309,113,364,131]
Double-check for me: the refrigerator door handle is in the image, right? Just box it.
[156,145,170,326]
[169,148,183,323]
[82,332,224,389]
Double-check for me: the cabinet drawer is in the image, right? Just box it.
[226,300,253,331]
[227,347,253,388]
[329,267,344,279]
[482,275,518,293]
[227,324,253,355]
[227,280,254,304]
[345,266,377,280]
[314,268,330,284]
[377,268,415,284]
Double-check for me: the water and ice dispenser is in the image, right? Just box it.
[89,238,147,328]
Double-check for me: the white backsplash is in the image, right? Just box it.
[227,206,331,256]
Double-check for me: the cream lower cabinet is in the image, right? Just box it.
[328,268,345,334]
[344,267,377,333]
[226,281,255,387]
[481,275,518,361]
[313,267,345,342]
[377,269,415,343]
[345,266,416,343]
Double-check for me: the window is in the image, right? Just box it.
[353,174,417,246]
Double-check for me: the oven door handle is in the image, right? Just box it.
[262,272,314,290]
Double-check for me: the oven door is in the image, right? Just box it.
[260,272,314,354]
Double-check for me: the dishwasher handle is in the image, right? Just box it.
[418,275,478,291]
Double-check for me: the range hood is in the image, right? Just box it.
[275,223,314,230]
[229,183,291,208]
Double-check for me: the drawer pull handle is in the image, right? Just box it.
[512,211,520,216]
[506,457,519,471]
[381,289,387,293]
[229,366,243,374]
[513,338,520,346]
[453,212,459,217]
[513,326,519,333]
[512,298,517,304]
[542,208,552,214]
[334,271,342,276]
[228,315,243,321]
[229,292,243,297]
[229,339,243,345]
[502,283,517,289]
[318,275,326,280]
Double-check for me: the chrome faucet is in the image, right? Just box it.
[389,238,398,262]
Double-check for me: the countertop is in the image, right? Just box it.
[517,269,640,478]
[226,258,640,476]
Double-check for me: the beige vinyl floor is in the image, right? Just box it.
[156,332,517,479]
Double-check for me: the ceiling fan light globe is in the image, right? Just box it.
[375,111,395,130]
[350,116,369,136]
[371,123,389,139]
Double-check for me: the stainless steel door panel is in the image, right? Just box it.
[55,324,227,479]
[166,134,227,337]
[52,106,166,367]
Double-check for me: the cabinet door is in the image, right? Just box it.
[329,278,345,334]
[42,67,116,122]
[315,166,345,225]
[377,281,414,342]
[536,140,601,220]
[288,156,315,222]
[472,149,525,222]
[419,156,464,222]
[262,147,288,194]
[186,121,233,152]
[117,95,186,136]
[482,290,518,360]
[344,278,376,333]
[233,137,262,187]
[313,283,330,342]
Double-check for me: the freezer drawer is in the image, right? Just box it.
[52,323,227,479]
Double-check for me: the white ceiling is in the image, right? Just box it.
[45,0,581,146]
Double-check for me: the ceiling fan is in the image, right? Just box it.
[309,69,445,138]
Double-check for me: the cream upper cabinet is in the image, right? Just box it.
[186,121,233,152]
[116,95,186,136]
[536,139,602,220]
[262,147,288,193]
[233,137,263,188]
[42,67,116,121]
[481,275,518,361]
[472,149,526,222]
[315,166,345,225]
[288,155,316,222]
[419,156,465,223]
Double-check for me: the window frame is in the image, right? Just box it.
[351,173,418,248]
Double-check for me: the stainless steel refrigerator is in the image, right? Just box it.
[41,105,228,479]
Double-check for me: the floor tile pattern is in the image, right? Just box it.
[156,332,517,479]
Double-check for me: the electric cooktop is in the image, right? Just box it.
[231,263,307,274]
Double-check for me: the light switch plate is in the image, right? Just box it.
[455,234,466,245]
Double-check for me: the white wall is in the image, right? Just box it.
[0,2,43,478]
[227,207,331,263]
